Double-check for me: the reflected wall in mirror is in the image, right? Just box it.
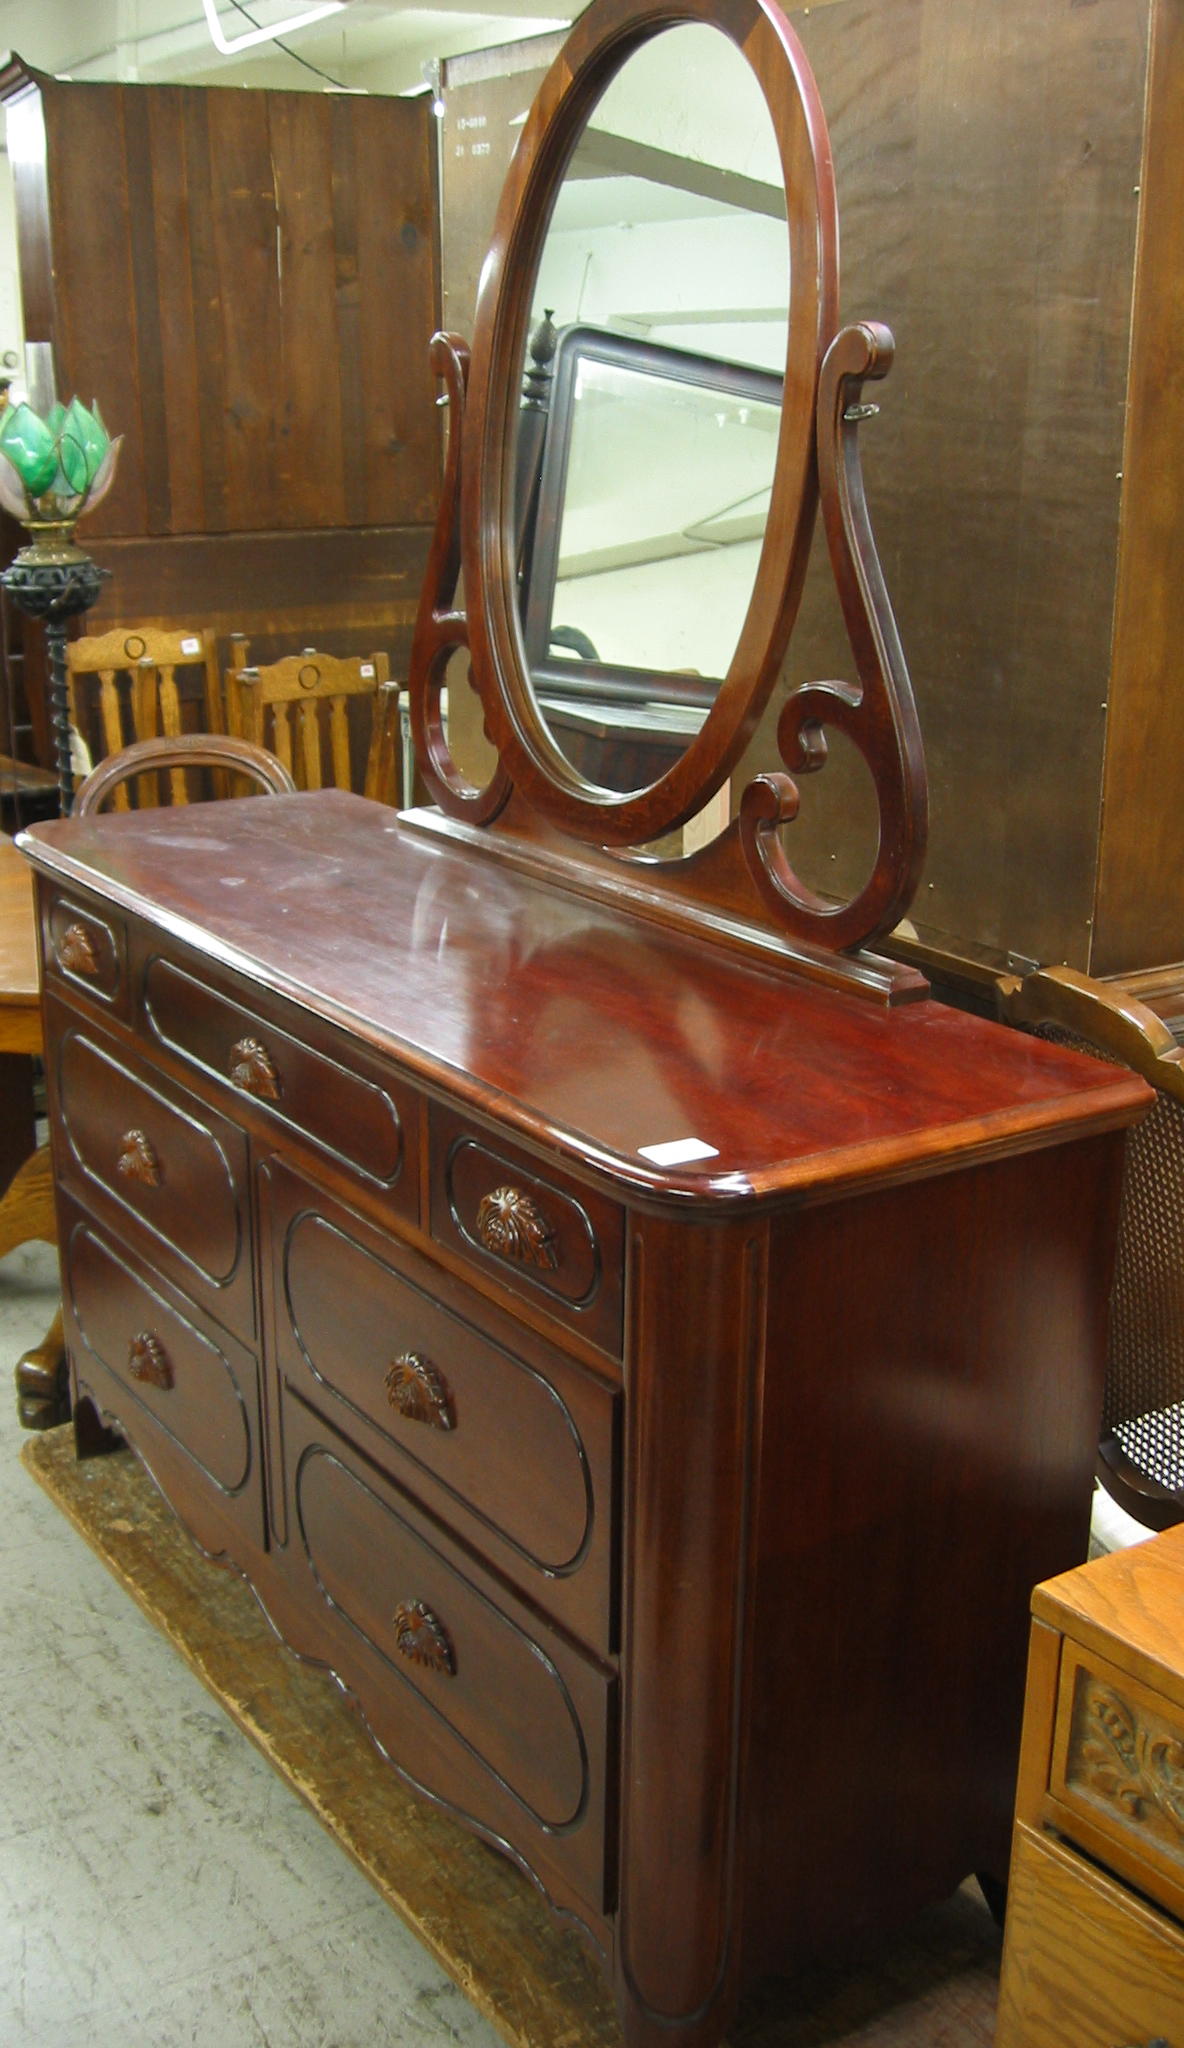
[521,325,782,794]
[512,22,790,795]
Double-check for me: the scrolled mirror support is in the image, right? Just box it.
[741,320,928,951]
[408,331,512,825]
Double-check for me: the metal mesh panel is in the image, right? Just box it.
[1036,1022,1184,1495]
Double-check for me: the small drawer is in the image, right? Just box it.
[48,1001,254,1339]
[61,1201,264,1556]
[141,950,416,1218]
[281,1392,613,1914]
[41,886,127,1013]
[264,1159,617,1649]
[1049,1641,1184,1926]
[430,1107,624,1356]
[996,1822,1184,2048]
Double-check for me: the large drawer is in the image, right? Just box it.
[60,1198,265,1558]
[995,1821,1184,2048]
[263,1158,618,1651]
[430,1105,624,1357]
[48,1000,255,1339]
[278,1390,614,1917]
[139,946,418,1220]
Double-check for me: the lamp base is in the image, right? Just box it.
[2,529,108,813]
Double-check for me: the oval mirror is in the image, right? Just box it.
[515,25,788,797]
[462,0,838,848]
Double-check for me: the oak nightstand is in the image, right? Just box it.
[996,1524,1184,2048]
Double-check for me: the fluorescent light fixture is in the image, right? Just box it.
[201,0,346,55]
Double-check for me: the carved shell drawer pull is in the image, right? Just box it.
[384,1352,456,1432]
[116,1128,161,1187]
[127,1331,174,1390]
[392,1599,456,1676]
[58,922,100,976]
[475,1185,559,1270]
[228,1036,280,1100]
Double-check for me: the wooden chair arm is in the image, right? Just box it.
[73,734,297,816]
[998,963,1184,1105]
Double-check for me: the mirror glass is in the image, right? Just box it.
[515,23,789,797]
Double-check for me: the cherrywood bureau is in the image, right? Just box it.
[996,1526,1184,2048]
[22,786,1149,2048]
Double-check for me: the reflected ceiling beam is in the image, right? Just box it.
[573,128,786,220]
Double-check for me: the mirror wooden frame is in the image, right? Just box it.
[410,0,929,986]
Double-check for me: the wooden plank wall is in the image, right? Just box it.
[3,65,440,682]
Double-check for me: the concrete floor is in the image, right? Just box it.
[0,1239,504,2048]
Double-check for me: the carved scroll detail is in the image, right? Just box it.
[407,331,511,826]
[475,1185,559,1269]
[229,1035,280,1100]
[58,921,100,976]
[392,1598,456,1676]
[384,1352,456,1432]
[1068,1674,1184,1850]
[739,321,928,954]
[116,1128,161,1186]
[127,1331,174,1390]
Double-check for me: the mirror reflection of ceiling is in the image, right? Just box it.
[0,0,573,98]
[533,26,788,373]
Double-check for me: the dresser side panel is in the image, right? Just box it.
[740,1131,1126,1972]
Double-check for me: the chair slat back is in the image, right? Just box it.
[67,627,223,807]
[230,649,392,796]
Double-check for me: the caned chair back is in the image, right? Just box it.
[228,647,394,797]
[66,626,223,809]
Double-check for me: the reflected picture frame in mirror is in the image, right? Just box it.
[520,324,785,796]
[409,0,928,979]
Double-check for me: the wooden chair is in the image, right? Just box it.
[999,964,1184,1529]
[66,626,224,808]
[227,645,399,800]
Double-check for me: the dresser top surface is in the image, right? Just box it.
[22,790,1147,1206]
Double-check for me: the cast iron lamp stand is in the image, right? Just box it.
[2,525,107,815]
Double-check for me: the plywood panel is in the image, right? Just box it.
[1093,0,1184,976]
[769,0,1145,972]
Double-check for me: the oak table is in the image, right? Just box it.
[0,828,63,1422]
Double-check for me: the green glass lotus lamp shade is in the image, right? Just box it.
[0,396,122,529]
